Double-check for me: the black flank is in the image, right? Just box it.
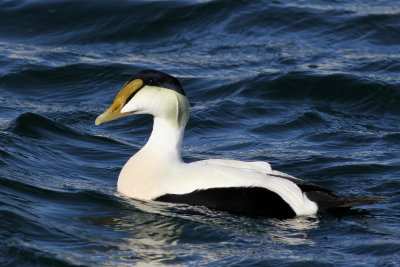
[155,187,296,219]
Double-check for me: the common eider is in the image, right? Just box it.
[95,69,385,219]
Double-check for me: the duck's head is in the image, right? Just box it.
[95,69,189,127]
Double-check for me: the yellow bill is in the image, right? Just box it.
[95,79,143,125]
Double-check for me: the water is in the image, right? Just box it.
[1,0,400,266]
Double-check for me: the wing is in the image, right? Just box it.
[156,162,319,216]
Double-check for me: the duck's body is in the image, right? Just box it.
[95,69,384,219]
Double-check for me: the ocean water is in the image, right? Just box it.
[1,0,400,266]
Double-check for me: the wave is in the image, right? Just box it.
[1,0,399,46]
[1,1,399,266]
[237,71,400,116]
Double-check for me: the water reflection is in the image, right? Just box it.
[269,216,319,245]
[81,196,320,251]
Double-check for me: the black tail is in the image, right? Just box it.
[272,174,386,214]
[335,195,386,209]
[305,191,386,213]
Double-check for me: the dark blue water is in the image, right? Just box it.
[1,0,400,266]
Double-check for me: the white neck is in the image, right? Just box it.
[142,116,185,162]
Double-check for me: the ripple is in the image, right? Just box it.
[1,0,400,266]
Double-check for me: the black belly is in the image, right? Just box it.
[154,187,296,219]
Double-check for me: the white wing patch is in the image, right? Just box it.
[191,159,272,174]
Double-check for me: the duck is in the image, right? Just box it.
[95,69,385,219]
